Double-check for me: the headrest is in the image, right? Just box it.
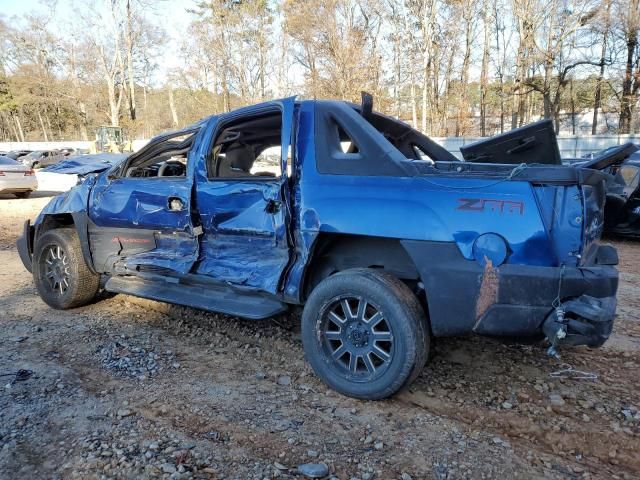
[225,143,255,172]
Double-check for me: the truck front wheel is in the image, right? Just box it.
[32,228,100,309]
[301,268,429,400]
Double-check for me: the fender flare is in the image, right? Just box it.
[71,212,97,275]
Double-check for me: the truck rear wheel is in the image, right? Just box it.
[301,268,429,400]
[32,228,100,309]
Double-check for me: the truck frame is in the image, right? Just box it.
[17,97,619,399]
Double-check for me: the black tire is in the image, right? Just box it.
[301,268,429,400]
[31,161,40,169]
[14,191,31,199]
[32,228,100,309]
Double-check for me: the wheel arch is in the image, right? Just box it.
[302,233,422,300]
[35,212,96,274]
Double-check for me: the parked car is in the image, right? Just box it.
[17,97,618,399]
[20,150,67,169]
[5,150,32,160]
[0,155,37,198]
[58,147,81,157]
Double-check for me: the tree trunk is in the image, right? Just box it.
[3,112,20,142]
[619,6,639,134]
[543,91,553,120]
[393,31,401,118]
[168,87,179,128]
[421,49,428,133]
[44,108,54,140]
[592,42,607,134]
[259,35,266,101]
[107,78,120,127]
[221,28,231,112]
[126,0,137,121]
[410,66,418,128]
[277,23,287,97]
[36,108,49,141]
[420,0,436,134]
[78,102,89,141]
[403,8,418,128]
[552,87,562,133]
[13,114,25,142]
[66,46,89,140]
[456,3,473,137]
[541,13,556,122]
[570,78,576,135]
[512,7,533,129]
[480,0,490,136]
[592,0,610,135]
[441,43,457,135]
[493,0,505,133]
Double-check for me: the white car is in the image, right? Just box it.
[0,155,38,198]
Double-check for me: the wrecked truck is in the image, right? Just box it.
[17,97,619,399]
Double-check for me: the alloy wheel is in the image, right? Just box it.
[320,296,394,381]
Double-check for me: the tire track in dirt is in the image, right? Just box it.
[397,386,638,479]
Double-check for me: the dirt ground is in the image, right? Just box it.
[0,193,638,480]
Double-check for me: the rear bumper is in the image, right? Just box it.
[0,177,38,194]
[476,260,617,347]
[17,220,34,273]
[401,241,618,347]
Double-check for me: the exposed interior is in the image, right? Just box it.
[123,130,198,178]
[208,111,283,179]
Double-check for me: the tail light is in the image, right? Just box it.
[24,169,34,176]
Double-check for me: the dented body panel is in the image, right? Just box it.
[88,174,197,274]
[18,98,619,348]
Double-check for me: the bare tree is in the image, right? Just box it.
[617,0,640,133]
[455,0,478,136]
[480,0,491,135]
[592,0,612,134]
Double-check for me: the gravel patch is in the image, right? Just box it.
[96,339,178,379]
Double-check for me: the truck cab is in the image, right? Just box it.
[17,97,618,399]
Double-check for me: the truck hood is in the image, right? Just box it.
[41,153,128,175]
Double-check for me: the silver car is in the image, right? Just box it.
[0,155,38,198]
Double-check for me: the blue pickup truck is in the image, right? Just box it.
[17,97,619,399]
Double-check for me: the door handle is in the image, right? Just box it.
[168,197,186,211]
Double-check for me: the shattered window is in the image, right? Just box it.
[123,130,198,179]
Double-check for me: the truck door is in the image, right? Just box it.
[88,127,202,275]
[193,97,296,294]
